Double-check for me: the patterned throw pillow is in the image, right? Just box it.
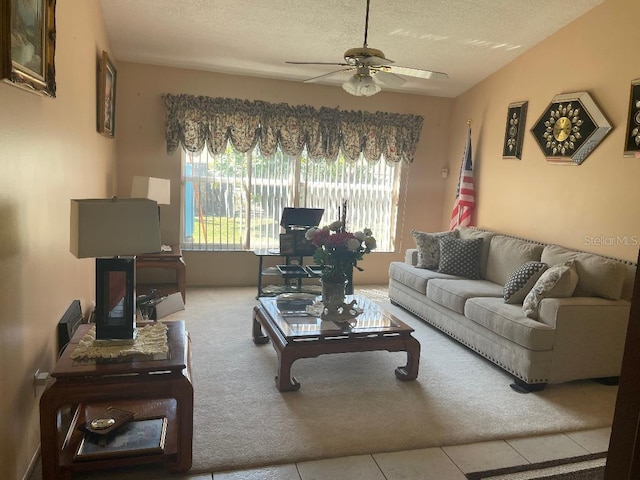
[522,261,579,319]
[503,261,548,304]
[411,229,458,270]
[437,236,483,279]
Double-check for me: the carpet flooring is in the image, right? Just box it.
[32,286,619,479]
[466,453,606,479]
[185,286,617,473]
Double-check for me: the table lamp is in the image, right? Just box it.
[70,198,161,344]
[131,176,170,212]
[131,176,171,249]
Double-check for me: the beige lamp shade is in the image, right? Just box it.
[131,176,171,205]
[70,198,162,258]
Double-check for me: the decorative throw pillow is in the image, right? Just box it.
[438,236,483,279]
[522,261,579,319]
[503,261,548,304]
[411,229,458,270]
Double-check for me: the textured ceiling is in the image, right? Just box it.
[99,0,603,98]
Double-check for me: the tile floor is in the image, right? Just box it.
[173,427,611,480]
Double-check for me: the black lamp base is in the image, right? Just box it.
[92,332,137,347]
[95,257,137,342]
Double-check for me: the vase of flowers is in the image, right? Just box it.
[320,277,349,311]
[305,201,376,313]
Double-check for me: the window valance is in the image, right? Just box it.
[163,94,424,164]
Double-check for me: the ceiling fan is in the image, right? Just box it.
[286,0,449,97]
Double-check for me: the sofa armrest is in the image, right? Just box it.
[537,297,631,381]
[405,248,418,266]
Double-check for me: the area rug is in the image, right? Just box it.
[466,453,606,479]
[37,286,617,479]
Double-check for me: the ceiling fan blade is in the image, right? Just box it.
[303,68,355,83]
[360,55,394,66]
[287,61,350,66]
[379,65,449,81]
[372,70,406,87]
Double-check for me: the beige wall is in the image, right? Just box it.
[443,0,640,262]
[0,1,115,479]
[115,63,453,286]
[3,1,637,478]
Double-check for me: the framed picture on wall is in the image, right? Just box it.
[624,79,640,157]
[502,101,528,159]
[0,0,57,97]
[98,50,116,138]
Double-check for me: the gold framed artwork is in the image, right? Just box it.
[623,79,640,157]
[0,0,56,97]
[98,50,116,137]
[502,101,528,159]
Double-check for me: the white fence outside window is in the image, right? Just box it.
[182,145,401,252]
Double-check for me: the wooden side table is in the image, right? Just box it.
[39,321,193,479]
[136,245,186,302]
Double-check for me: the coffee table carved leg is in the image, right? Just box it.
[252,307,269,344]
[395,336,420,381]
[276,348,300,392]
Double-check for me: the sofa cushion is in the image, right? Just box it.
[503,261,548,304]
[389,262,462,295]
[457,227,495,279]
[541,244,626,300]
[465,297,555,351]
[522,261,578,319]
[485,236,544,286]
[427,278,503,314]
[411,229,458,270]
[438,236,483,279]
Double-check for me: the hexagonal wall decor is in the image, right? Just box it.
[530,91,612,165]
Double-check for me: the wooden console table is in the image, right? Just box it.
[39,321,193,479]
[136,245,186,302]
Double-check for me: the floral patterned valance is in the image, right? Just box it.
[163,94,424,164]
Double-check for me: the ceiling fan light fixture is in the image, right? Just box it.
[342,74,381,97]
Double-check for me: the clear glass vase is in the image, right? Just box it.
[321,277,347,312]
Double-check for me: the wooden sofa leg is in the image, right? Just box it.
[510,378,547,393]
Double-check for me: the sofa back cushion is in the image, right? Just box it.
[485,236,544,286]
[457,227,495,279]
[541,244,627,300]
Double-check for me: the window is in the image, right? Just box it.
[182,145,401,252]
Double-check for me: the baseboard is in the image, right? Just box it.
[22,444,40,480]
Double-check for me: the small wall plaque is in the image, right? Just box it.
[502,101,528,159]
[624,79,640,157]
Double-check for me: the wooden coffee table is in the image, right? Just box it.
[252,294,420,391]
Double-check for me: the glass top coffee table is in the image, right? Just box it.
[252,294,420,391]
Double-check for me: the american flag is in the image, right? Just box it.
[450,127,475,229]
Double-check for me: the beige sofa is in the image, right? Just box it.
[388,227,635,392]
